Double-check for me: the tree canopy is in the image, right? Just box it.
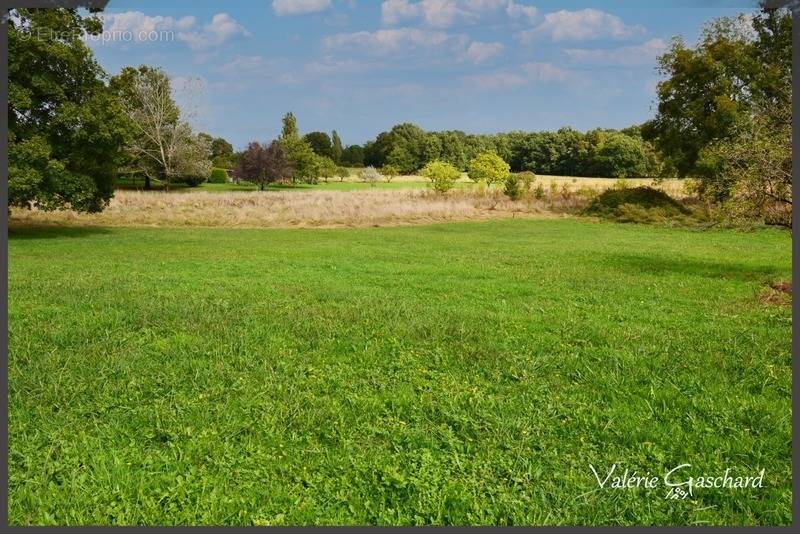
[8,8,131,212]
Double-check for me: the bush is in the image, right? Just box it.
[421,160,460,193]
[468,151,510,185]
[210,167,228,184]
[517,171,536,192]
[583,186,690,222]
[179,175,206,187]
[381,164,400,183]
[504,174,521,200]
[360,166,383,185]
[335,166,350,182]
[316,156,337,183]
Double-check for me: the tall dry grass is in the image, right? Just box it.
[10,189,587,229]
[9,179,687,229]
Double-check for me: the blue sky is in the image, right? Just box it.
[91,0,757,149]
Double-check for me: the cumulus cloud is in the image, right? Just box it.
[324,27,503,65]
[462,41,504,63]
[178,13,249,51]
[323,27,453,54]
[98,11,248,51]
[99,11,196,41]
[466,61,574,90]
[505,0,537,22]
[517,8,647,43]
[381,0,527,28]
[564,38,667,66]
[519,61,572,82]
[272,0,332,16]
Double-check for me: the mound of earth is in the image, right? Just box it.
[583,186,689,222]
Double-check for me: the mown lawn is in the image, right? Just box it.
[7,219,791,525]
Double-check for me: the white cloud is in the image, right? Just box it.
[178,12,249,51]
[207,13,249,42]
[518,8,647,43]
[324,26,502,65]
[505,0,537,22]
[467,61,574,90]
[382,0,421,25]
[272,0,332,16]
[98,11,248,52]
[99,12,196,41]
[519,61,572,83]
[462,41,504,63]
[381,0,524,28]
[324,27,453,54]
[564,38,667,66]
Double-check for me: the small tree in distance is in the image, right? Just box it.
[335,166,350,182]
[316,155,337,183]
[381,164,400,183]
[235,140,292,190]
[421,160,460,193]
[504,174,522,200]
[360,166,383,186]
[468,151,510,186]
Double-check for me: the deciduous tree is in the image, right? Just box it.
[421,160,460,193]
[467,152,510,185]
[8,8,131,212]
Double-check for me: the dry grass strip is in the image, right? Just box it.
[9,189,595,229]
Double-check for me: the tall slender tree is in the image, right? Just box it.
[331,130,344,164]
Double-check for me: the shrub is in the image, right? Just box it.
[517,171,536,192]
[421,160,460,193]
[210,167,228,184]
[316,156,337,183]
[335,166,350,182]
[180,175,206,187]
[467,151,510,185]
[360,166,383,186]
[381,164,400,183]
[534,182,545,199]
[504,174,522,200]
[583,186,690,223]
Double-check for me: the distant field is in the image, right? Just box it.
[115,174,686,197]
[8,219,791,525]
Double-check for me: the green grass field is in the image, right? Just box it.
[8,219,791,525]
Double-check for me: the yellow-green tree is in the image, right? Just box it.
[467,151,510,185]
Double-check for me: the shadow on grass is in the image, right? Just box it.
[604,253,781,282]
[8,225,115,240]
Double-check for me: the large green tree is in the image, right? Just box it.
[303,131,333,159]
[643,7,791,183]
[8,8,131,212]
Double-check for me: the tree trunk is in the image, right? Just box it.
[144,175,151,190]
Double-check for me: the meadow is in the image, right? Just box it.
[11,175,686,229]
[7,218,791,525]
